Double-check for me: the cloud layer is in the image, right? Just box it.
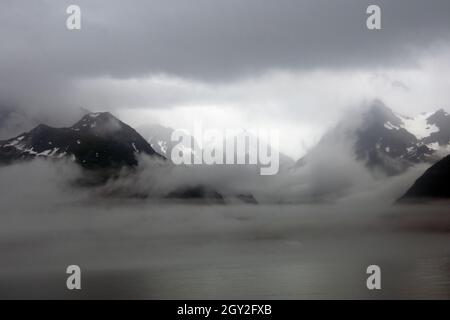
[1,0,450,158]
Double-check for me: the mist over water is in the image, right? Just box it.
[1,160,450,299]
[2,0,450,301]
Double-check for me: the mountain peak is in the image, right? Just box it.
[70,111,126,135]
[434,108,448,116]
[368,99,388,111]
[362,100,404,129]
[74,111,118,124]
[87,111,115,118]
[0,112,164,168]
[427,108,449,124]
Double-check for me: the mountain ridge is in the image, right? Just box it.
[0,112,164,169]
[296,101,450,176]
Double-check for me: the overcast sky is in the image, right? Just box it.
[1,0,450,158]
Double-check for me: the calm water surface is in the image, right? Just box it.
[1,202,450,299]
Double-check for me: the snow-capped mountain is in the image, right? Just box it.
[138,124,295,170]
[137,124,200,161]
[354,102,435,175]
[419,109,450,150]
[0,112,163,168]
[298,100,450,176]
[386,108,450,158]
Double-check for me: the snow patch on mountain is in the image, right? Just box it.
[397,112,439,139]
[0,112,163,168]
[158,140,168,154]
[427,142,439,151]
[384,121,400,130]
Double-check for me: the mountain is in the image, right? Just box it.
[399,154,450,201]
[138,124,295,170]
[354,102,435,175]
[0,112,164,169]
[297,100,449,176]
[137,124,200,161]
[420,109,450,149]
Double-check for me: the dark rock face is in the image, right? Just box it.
[0,112,164,169]
[167,185,224,202]
[399,155,450,200]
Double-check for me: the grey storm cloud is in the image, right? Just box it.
[1,0,450,81]
[1,0,450,137]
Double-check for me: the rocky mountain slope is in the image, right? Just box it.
[297,101,450,176]
[399,154,450,200]
[0,112,164,169]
